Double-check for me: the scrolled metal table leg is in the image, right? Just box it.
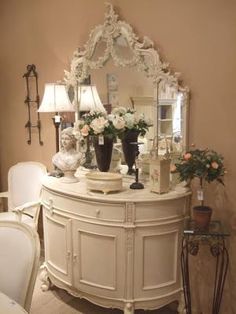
[181,236,192,314]
[211,237,229,314]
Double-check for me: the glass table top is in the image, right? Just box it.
[183,219,230,237]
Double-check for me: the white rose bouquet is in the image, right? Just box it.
[73,110,123,140]
[110,107,153,138]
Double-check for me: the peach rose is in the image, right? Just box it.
[211,161,219,169]
[184,153,192,160]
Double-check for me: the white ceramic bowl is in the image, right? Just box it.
[86,172,123,194]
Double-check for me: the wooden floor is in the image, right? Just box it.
[30,263,178,314]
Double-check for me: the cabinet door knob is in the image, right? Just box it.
[73,254,77,262]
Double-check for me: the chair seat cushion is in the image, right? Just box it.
[0,212,35,227]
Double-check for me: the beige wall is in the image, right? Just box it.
[1,0,236,312]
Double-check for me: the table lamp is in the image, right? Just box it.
[76,84,105,168]
[76,84,105,116]
[38,83,75,152]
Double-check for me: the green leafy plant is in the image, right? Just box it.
[172,147,225,205]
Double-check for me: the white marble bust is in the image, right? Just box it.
[52,127,84,182]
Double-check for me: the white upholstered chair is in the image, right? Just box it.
[0,220,40,312]
[0,162,47,229]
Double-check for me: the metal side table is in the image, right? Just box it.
[181,220,230,314]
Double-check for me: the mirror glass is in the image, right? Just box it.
[89,58,155,150]
[91,40,107,62]
[113,35,135,61]
[158,82,186,153]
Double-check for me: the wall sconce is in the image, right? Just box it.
[38,83,75,152]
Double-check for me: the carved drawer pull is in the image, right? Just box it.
[96,209,100,217]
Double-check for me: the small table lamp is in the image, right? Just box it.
[76,84,105,168]
[76,84,105,116]
[38,83,75,152]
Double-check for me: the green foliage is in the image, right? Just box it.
[172,148,225,187]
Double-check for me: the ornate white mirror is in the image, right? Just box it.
[64,3,190,152]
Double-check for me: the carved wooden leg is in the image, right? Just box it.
[39,263,52,291]
[178,292,186,314]
[124,302,134,314]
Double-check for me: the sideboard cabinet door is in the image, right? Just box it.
[133,221,183,303]
[72,220,126,299]
[43,207,73,286]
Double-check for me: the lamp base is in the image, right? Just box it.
[83,136,96,169]
[83,150,96,169]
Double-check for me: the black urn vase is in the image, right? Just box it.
[93,136,114,172]
[121,130,139,175]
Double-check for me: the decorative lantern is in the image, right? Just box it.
[149,137,171,194]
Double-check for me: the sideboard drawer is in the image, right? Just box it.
[135,197,188,223]
[42,188,125,222]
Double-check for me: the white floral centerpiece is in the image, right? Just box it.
[109,107,152,175]
[110,107,153,138]
[73,108,152,174]
[73,108,152,140]
[73,110,121,140]
[73,110,124,172]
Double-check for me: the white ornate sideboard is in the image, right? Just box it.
[40,174,190,314]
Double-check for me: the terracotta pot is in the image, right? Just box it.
[121,130,139,175]
[193,206,212,230]
[93,136,114,172]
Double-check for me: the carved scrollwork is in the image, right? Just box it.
[186,236,225,258]
[125,202,134,223]
[126,230,134,252]
[210,243,222,257]
[188,240,199,256]
[64,3,182,88]
[39,263,52,291]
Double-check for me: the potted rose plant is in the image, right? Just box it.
[73,110,123,172]
[172,147,225,228]
[110,107,152,174]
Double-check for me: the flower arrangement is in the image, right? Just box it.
[110,107,153,138]
[73,110,120,139]
[172,147,225,206]
[73,107,153,140]
[73,108,152,173]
